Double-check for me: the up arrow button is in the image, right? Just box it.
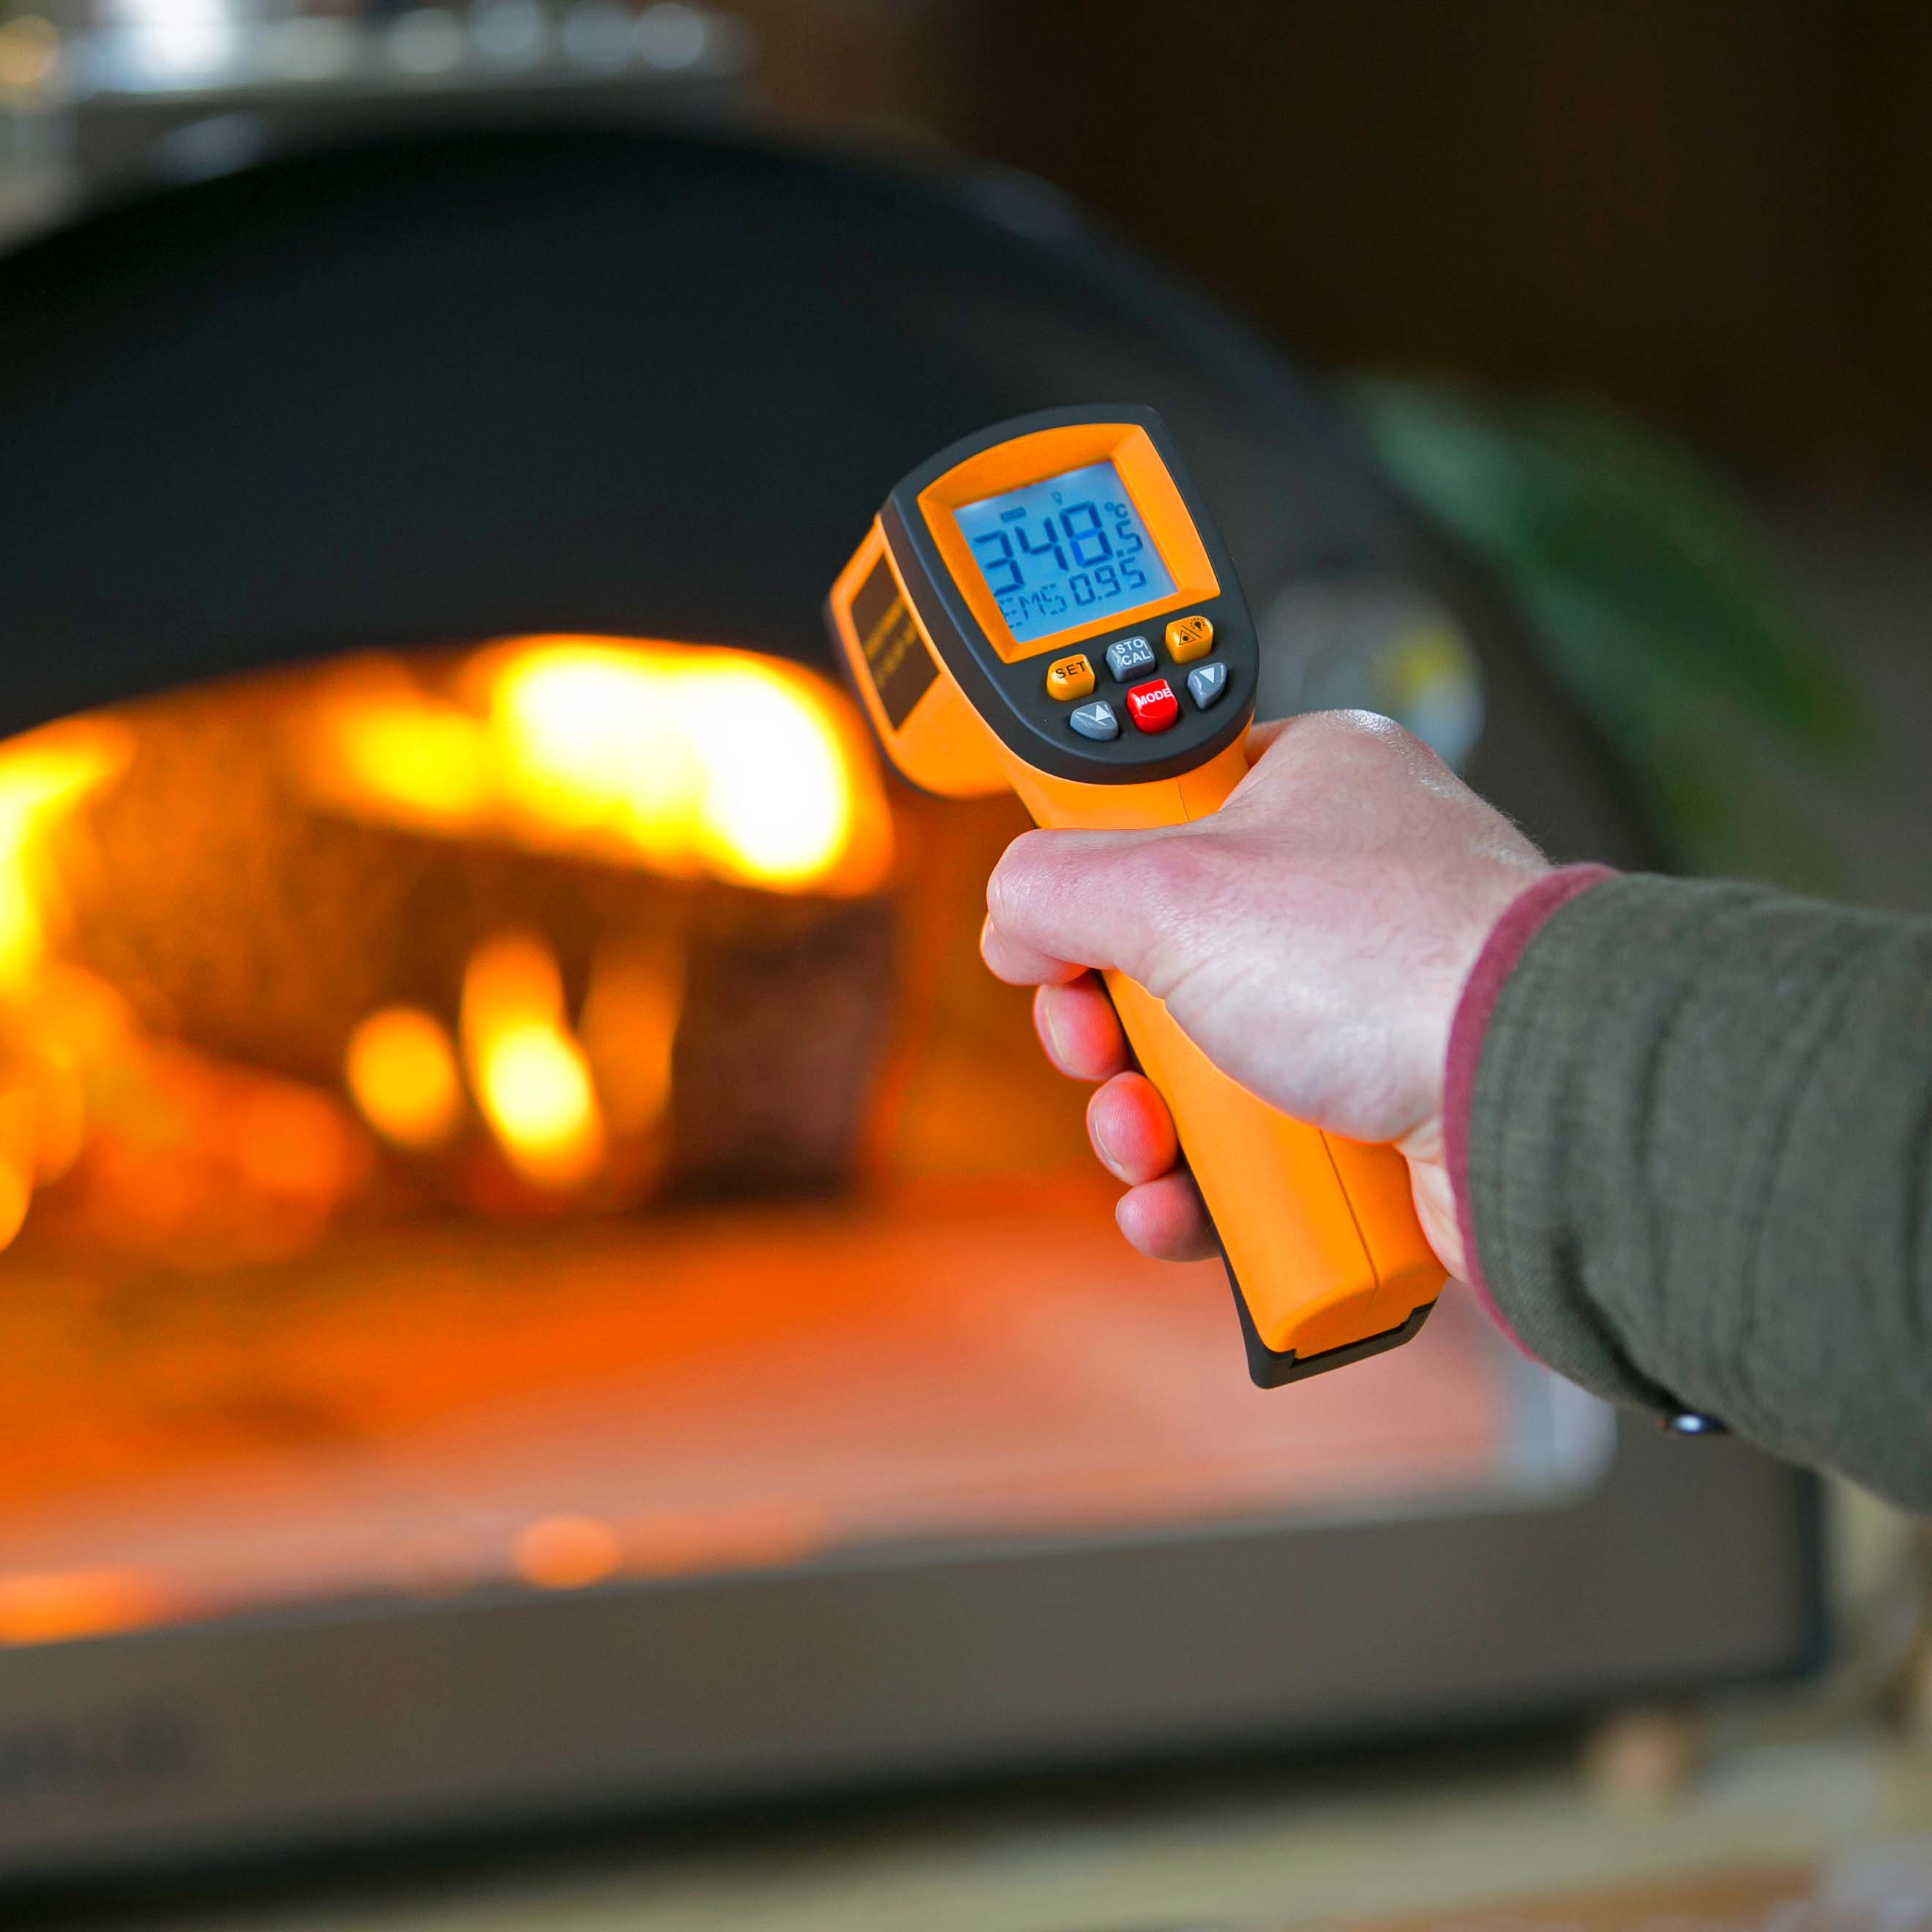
[1068,700,1120,742]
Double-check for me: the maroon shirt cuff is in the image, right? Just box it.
[1444,864,1617,1355]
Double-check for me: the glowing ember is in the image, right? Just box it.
[345,1006,465,1151]
[461,933,604,1189]
[512,1515,621,1591]
[577,941,682,1138]
[0,1567,173,1647]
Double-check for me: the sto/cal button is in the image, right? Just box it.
[1044,654,1094,701]
[1125,679,1180,733]
[1165,614,1214,662]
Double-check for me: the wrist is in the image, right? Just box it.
[1443,864,1618,1347]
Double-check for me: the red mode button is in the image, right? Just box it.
[1124,679,1180,733]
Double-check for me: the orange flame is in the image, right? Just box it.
[0,638,893,1265]
[578,940,683,1138]
[0,719,130,986]
[323,695,494,827]
[345,1006,465,1152]
[306,638,893,895]
[461,934,604,1189]
[0,722,132,1254]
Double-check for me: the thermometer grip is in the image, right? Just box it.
[1011,735,1445,1384]
[1103,973,1442,1382]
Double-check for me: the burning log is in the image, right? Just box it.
[42,641,897,1212]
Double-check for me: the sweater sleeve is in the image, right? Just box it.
[1459,871,1932,1513]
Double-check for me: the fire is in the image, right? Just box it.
[308,637,892,895]
[484,645,703,858]
[488,644,867,890]
[0,1161,27,1256]
[325,697,494,827]
[577,941,682,1137]
[0,722,132,1254]
[345,1007,465,1152]
[0,636,893,1268]
[0,720,130,984]
[342,940,681,1194]
[460,934,604,1189]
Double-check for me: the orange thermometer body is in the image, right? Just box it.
[826,405,1445,1385]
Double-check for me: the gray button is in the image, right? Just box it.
[1069,700,1120,741]
[1187,662,1229,709]
[1104,635,1156,681]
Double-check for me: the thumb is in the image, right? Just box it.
[982,823,1189,988]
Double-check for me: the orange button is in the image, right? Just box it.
[1165,614,1215,663]
[1044,654,1095,701]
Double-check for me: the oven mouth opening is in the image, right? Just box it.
[0,634,1603,1650]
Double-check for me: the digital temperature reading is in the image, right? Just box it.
[954,460,1176,646]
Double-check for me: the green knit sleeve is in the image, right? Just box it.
[1468,872,1932,1512]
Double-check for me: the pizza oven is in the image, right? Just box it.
[0,127,1817,1879]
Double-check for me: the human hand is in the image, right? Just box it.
[980,711,1549,1279]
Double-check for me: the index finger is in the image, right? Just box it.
[983,823,1183,989]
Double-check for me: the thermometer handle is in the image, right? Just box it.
[1010,735,1445,1384]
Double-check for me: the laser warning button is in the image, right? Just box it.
[1068,700,1120,742]
[1186,662,1229,709]
[1044,654,1095,702]
[1125,679,1180,733]
[1105,634,1156,681]
[1165,613,1215,662]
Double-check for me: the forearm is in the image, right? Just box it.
[1461,872,1932,1511]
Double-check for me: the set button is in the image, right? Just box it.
[1124,678,1180,733]
[1068,700,1119,742]
[1165,614,1214,662]
[1044,654,1095,701]
[1104,634,1156,681]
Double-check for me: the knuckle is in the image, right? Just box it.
[986,830,1052,924]
[1287,708,1446,793]
[1120,830,1211,909]
[1322,708,1421,760]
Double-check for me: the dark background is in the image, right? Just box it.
[738,0,1932,498]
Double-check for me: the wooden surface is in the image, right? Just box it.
[32,1723,1932,1931]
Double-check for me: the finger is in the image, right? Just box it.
[1087,1072,1179,1185]
[1115,1169,1218,1263]
[981,913,1085,988]
[985,825,1182,984]
[1033,978,1130,1082]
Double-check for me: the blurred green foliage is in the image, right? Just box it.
[1353,382,1872,890]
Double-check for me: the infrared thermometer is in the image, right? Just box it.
[826,405,1445,1385]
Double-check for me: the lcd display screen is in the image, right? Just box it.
[954,460,1177,646]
